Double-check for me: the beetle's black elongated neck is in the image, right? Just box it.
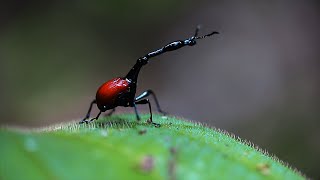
[125,29,219,83]
[125,58,146,83]
[125,40,186,83]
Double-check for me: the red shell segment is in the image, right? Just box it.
[96,77,130,110]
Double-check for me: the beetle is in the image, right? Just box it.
[79,26,218,127]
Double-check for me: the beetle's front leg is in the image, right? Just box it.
[133,103,141,121]
[135,99,160,128]
[135,90,167,115]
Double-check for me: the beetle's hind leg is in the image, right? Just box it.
[88,111,102,123]
[104,108,116,117]
[79,99,96,124]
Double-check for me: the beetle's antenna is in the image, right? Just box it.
[194,25,219,40]
[195,31,219,40]
[194,25,201,37]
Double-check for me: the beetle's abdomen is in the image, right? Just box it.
[96,77,130,111]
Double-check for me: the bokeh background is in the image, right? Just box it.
[1,0,319,178]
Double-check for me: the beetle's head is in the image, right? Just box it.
[184,38,197,46]
[184,26,219,46]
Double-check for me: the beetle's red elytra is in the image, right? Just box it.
[79,26,219,127]
[96,78,130,111]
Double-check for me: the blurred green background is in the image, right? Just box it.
[0,0,319,178]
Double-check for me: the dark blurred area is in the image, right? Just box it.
[0,0,319,178]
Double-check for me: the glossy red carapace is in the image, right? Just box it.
[96,77,130,110]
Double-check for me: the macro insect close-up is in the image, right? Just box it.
[79,26,219,127]
[1,1,319,179]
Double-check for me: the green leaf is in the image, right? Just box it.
[0,114,305,179]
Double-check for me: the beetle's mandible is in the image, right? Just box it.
[79,26,219,127]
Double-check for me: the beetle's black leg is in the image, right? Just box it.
[135,90,167,115]
[79,99,96,124]
[88,111,102,123]
[105,108,116,116]
[133,103,141,121]
[135,99,160,127]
